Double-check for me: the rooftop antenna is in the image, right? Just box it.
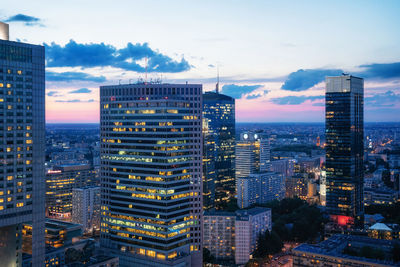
[216,65,220,93]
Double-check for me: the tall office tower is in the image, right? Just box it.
[325,75,364,227]
[203,91,235,209]
[235,132,270,179]
[72,186,101,233]
[202,118,216,210]
[100,83,203,267]
[0,22,45,266]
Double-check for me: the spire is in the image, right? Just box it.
[216,65,219,93]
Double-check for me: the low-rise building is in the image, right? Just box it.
[293,234,400,267]
[368,223,400,240]
[364,187,399,206]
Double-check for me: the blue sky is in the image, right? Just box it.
[1,0,400,122]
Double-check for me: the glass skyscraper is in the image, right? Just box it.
[203,91,235,210]
[325,75,364,227]
[0,22,45,266]
[100,83,203,266]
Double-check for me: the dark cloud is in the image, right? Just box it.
[46,71,106,82]
[246,90,270,100]
[55,99,95,103]
[5,14,43,26]
[221,84,263,99]
[271,95,324,105]
[365,90,400,107]
[357,62,400,79]
[69,88,92,94]
[281,69,343,91]
[45,40,190,73]
[280,62,400,93]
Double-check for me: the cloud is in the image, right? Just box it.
[5,14,43,26]
[47,91,59,97]
[365,90,400,107]
[46,71,106,82]
[271,95,324,105]
[208,64,215,68]
[221,84,263,99]
[45,40,190,73]
[69,88,92,94]
[246,90,270,100]
[55,99,95,103]
[358,62,400,79]
[281,69,343,91]
[279,62,400,93]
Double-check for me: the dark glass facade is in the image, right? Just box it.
[203,92,235,210]
[325,75,364,227]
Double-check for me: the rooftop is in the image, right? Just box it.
[293,234,400,266]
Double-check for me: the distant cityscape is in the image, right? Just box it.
[1,8,400,267]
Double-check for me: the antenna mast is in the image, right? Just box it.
[216,65,220,93]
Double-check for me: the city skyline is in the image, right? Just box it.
[1,0,400,123]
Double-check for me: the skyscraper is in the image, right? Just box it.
[203,91,235,209]
[325,75,364,227]
[202,118,216,210]
[100,83,203,266]
[0,22,45,266]
[235,132,270,179]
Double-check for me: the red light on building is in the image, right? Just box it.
[331,215,353,226]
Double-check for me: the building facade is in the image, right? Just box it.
[203,91,235,209]
[203,207,272,265]
[72,186,101,233]
[237,172,285,209]
[46,164,95,220]
[202,118,216,210]
[325,75,364,227]
[293,234,400,267]
[100,83,203,266]
[0,22,45,266]
[236,132,271,180]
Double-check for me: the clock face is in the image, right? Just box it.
[254,134,258,139]
[243,133,249,139]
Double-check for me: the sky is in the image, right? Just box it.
[1,0,400,123]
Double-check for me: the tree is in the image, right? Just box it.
[253,230,283,258]
[203,247,216,264]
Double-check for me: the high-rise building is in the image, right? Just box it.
[325,75,364,227]
[100,83,203,267]
[202,118,216,210]
[236,133,270,180]
[203,91,235,209]
[72,186,101,233]
[0,22,45,266]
